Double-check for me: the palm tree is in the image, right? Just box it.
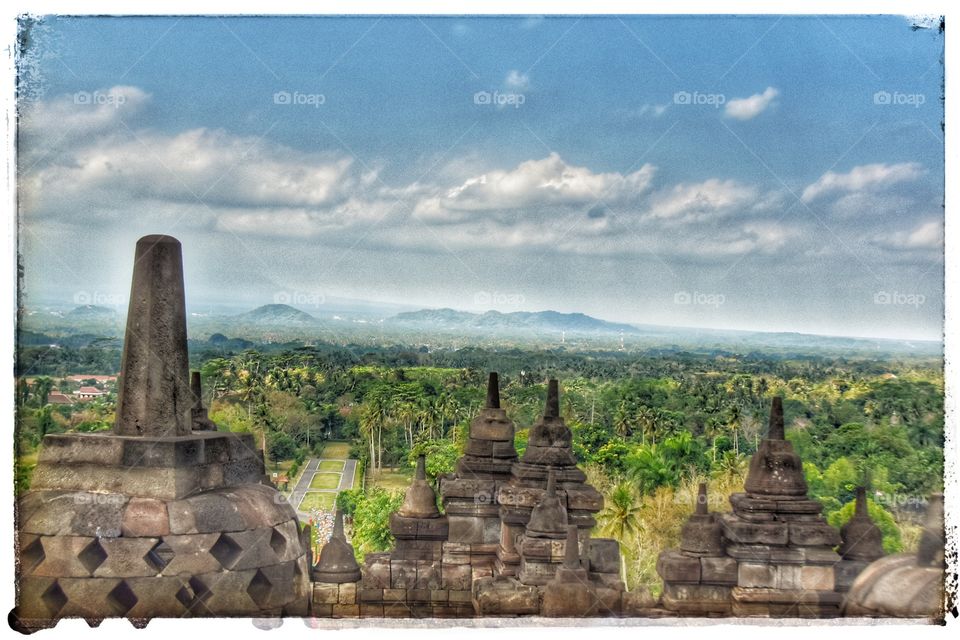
[598,481,642,586]
[32,376,54,407]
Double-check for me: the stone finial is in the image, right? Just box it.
[917,493,945,567]
[768,396,785,440]
[486,372,501,409]
[398,454,440,519]
[526,468,568,538]
[839,486,884,562]
[696,482,708,516]
[313,510,361,583]
[545,379,560,418]
[114,235,191,437]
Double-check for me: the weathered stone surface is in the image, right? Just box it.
[313,583,339,605]
[121,498,170,537]
[839,487,885,562]
[313,510,361,583]
[742,398,807,497]
[656,550,701,584]
[441,563,471,591]
[587,538,621,574]
[114,235,192,438]
[700,555,738,585]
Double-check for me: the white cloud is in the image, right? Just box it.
[873,220,942,251]
[801,162,925,202]
[505,70,530,90]
[20,85,151,143]
[645,178,780,224]
[724,86,779,121]
[413,152,656,223]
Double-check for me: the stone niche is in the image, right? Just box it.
[14,236,309,631]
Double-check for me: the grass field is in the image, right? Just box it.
[366,468,411,491]
[299,492,336,511]
[309,473,341,490]
[321,442,351,459]
[317,460,344,472]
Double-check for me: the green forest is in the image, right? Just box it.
[15,341,944,594]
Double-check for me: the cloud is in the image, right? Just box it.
[20,85,151,143]
[644,178,781,224]
[412,153,655,223]
[724,86,779,120]
[505,70,530,90]
[872,219,942,251]
[801,162,925,202]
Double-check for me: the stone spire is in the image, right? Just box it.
[768,396,785,440]
[487,371,501,409]
[114,235,191,437]
[917,493,945,567]
[190,371,217,431]
[743,395,807,496]
[313,509,361,583]
[561,523,582,572]
[839,486,884,562]
[541,524,596,617]
[545,379,559,418]
[398,455,440,519]
[526,469,568,538]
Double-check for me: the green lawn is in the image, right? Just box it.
[317,460,344,473]
[309,473,342,490]
[321,441,351,459]
[299,492,336,511]
[366,468,412,491]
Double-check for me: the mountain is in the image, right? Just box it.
[388,308,640,335]
[233,304,319,326]
[66,304,118,320]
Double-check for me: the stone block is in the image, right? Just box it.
[441,563,471,590]
[157,532,223,575]
[382,602,411,617]
[360,604,384,617]
[594,587,622,615]
[700,556,738,585]
[407,588,431,602]
[415,561,442,589]
[789,521,841,547]
[338,582,357,605]
[359,588,383,602]
[94,537,160,578]
[383,588,407,602]
[362,555,391,589]
[447,516,484,544]
[390,560,417,588]
[121,498,170,537]
[720,514,789,546]
[800,565,835,591]
[738,562,777,588]
[313,583,339,604]
[311,604,333,617]
[620,589,657,616]
[587,538,621,574]
[542,582,598,618]
[448,589,473,603]
[656,550,701,584]
[331,604,360,618]
[430,589,448,602]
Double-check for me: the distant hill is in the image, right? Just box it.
[67,305,118,320]
[388,308,640,335]
[233,304,319,326]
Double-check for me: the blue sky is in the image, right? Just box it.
[18,15,944,340]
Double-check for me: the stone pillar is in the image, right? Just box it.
[114,235,192,438]
[190,371,217,431]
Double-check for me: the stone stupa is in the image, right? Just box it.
[14,235,310,629]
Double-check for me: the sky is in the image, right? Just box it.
[17,15,944,340]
